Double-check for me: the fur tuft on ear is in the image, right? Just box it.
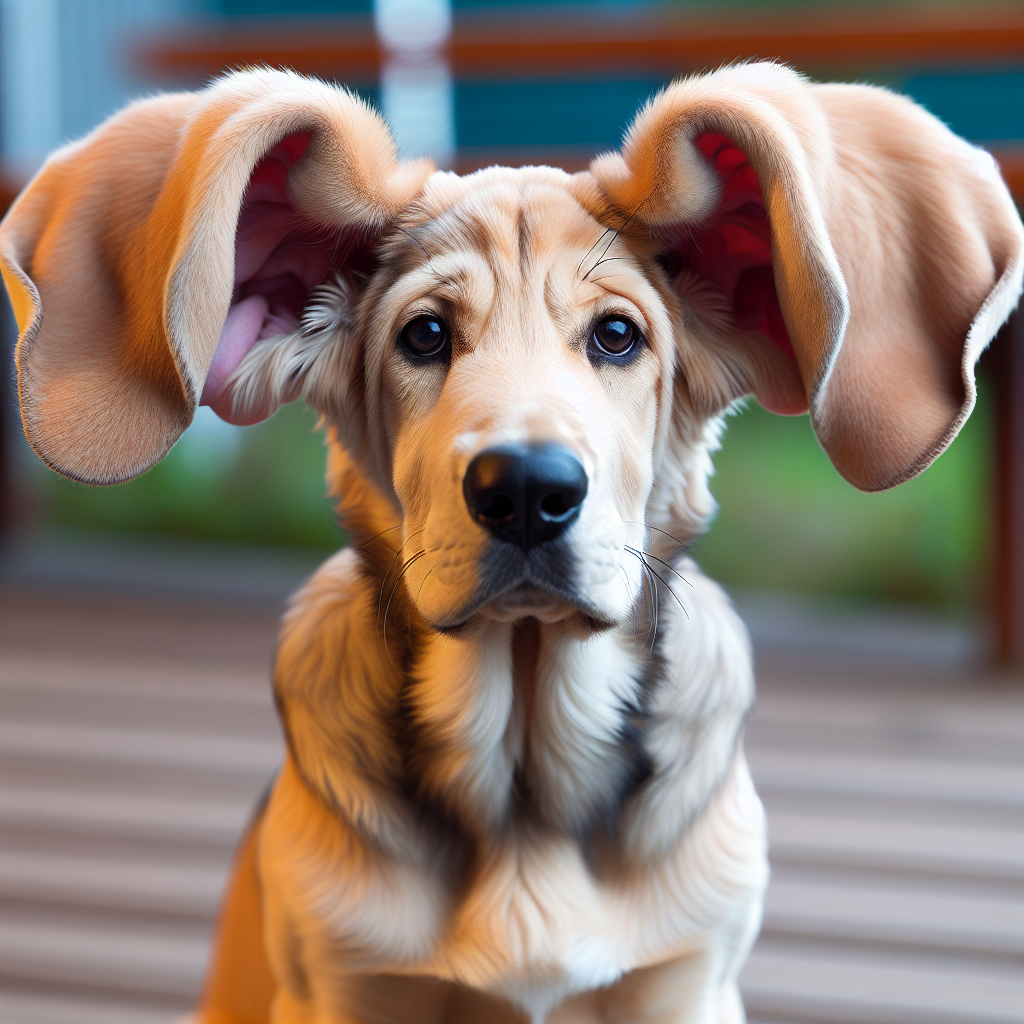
[0,69,432,484]
[593,63,1024,491]
[224,274,360,427]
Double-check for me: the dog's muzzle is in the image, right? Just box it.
[463,442,587,550]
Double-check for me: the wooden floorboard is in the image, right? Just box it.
[1,584,1022,1024]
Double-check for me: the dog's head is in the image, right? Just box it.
[3,67,1021,634]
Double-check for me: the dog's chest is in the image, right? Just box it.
[438,835,626,1015]
[423,755,767,1011]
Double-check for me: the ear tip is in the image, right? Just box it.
[810,396,968,493]
[18,358,194,485]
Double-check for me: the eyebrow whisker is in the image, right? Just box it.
[577,227,615,279]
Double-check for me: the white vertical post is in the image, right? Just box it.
[1,0,62,175]
[373,0,455,166]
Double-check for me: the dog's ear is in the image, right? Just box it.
[591,63,1023,491]
[0,69,431,484]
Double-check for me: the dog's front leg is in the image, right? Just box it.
[269,979,453,1024]
[258,755,457,1024]
[550,949,746,1024]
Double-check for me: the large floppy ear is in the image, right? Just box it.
[591,63,1024,491]
[0,69,431,485]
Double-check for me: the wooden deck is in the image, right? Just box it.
[0,582,1021,1024]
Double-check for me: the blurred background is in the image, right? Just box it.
[0,2,1021,1023]
[1,0,1021,630]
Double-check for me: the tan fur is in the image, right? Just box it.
[2,65,1020,1024]
[0,70,431,483]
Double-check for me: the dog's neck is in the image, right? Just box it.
[276,520,752,864]
[511,619,541,762]
[398,612,651,842]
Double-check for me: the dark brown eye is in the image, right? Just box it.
[400,315,449,358]
[592,316,639,357]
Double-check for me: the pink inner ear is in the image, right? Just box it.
[201,131,375,422]
[667,132,795,366]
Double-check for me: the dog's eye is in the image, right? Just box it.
[591,316,639,357]
[399,315,450,358]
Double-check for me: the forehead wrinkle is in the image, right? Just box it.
[442,188,521,254]
[377,249,497,330]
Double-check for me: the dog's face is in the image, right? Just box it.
[4,64,1019,623]
[359,169,673,631]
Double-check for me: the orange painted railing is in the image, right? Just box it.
[139,5,1024,196]
[144,6,1024,82]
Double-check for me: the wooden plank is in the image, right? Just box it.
[742,941,1024,1024]
[761,877,1024,956]
[0,990,186,1024]
[448,7,1024,80]
[747,749,1024,807]
[0,721,282,775]
[141,6,1024,85]
[0,850,225,918]
[0,915,209,1000]
[0,653,275,703]
[751,676,1024,739]
[0,786,253,847]
[766,812,1024,882]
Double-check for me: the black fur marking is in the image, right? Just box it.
[285,926,312,1002]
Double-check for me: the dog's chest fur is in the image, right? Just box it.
[259,548,767,1017]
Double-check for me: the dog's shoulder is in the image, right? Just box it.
[272,548,418,848]
[619,556,756,861]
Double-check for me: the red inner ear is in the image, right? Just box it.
[233,131,373,333]
[204,131,380,420]
[663,132,795,366]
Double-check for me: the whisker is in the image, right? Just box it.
[414,566,435,605]
[583,207,640,282]
[645,557,660,653]
[623,520,692,553]
[583,230,620,282]
[646,525,691,551]
[376,528,425,635]
[626,546,693,588]
[577,227,615,279]
[618,565,638,648]
[382,549,427,663]
[624,546,659,653]
[687,222,711,261]
[357,523,404,549]
[584,256,628,277]
[639,558,689,620]
[397,226,441,279]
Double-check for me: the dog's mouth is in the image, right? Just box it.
[483,584,576,622]
[430,542,616,634]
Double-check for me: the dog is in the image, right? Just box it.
[2,63,1021,1023]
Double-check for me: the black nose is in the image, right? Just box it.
[463,443,588,551]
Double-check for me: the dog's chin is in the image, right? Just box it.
[481,585,578,624]
[431,585,618,636]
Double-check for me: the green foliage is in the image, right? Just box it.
[692,385,993,608]
[32,382,993,609]
[35,403,343,552]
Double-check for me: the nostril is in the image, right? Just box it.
[464,442,587,550]
[539,491,576,522]
[479,493,516,524]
